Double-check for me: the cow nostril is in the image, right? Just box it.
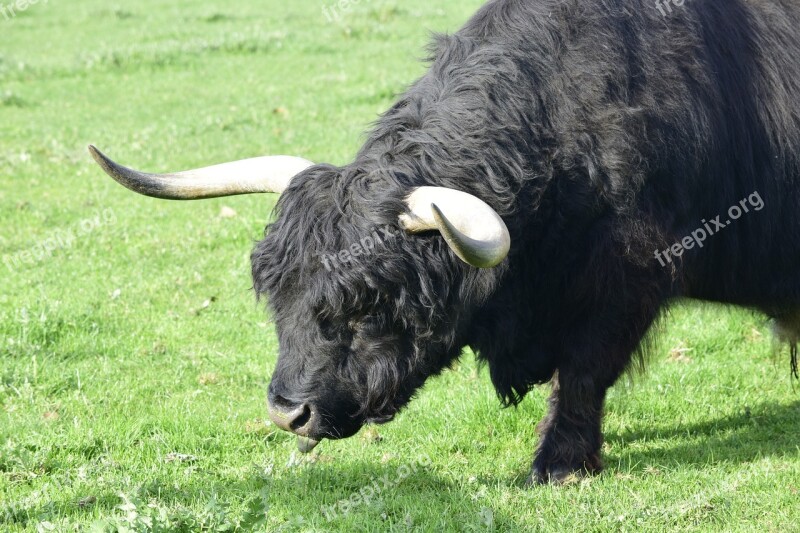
[290,403,312,431]
[268,395,316,434]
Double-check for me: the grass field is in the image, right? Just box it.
[2,0,799,531]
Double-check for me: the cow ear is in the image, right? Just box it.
[399,186,510,268]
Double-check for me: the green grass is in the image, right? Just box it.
[1,0,799,531]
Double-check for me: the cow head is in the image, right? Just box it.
[89,146,510,451]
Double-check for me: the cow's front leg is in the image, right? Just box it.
[527,370,609,485]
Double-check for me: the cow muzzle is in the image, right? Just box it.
[267,394,321,453]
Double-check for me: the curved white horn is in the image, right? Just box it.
[88,145,314,200]
[399,186,510,268]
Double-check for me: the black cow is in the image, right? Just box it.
[91,0,800,484]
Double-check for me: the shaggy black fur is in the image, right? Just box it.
[252,0,800,483]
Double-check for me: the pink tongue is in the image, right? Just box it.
[297,436,319,453]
